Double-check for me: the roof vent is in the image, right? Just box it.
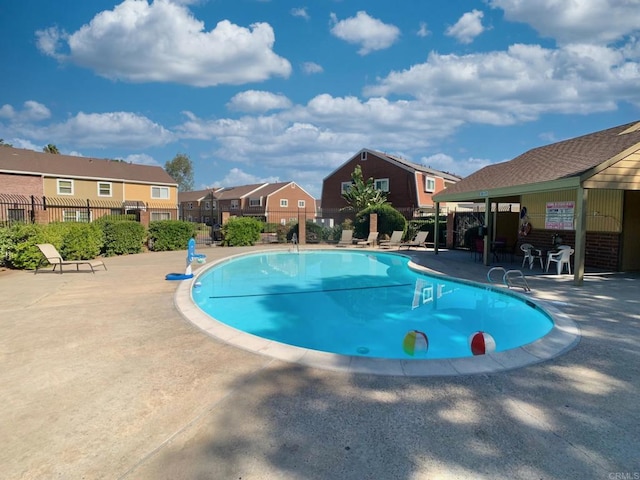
[618,122,640,135]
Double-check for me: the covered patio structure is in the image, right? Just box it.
[433,120,640,285]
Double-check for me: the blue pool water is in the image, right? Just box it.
[192,250,553,359]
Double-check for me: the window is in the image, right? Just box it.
[361,151,367,160]
[8,208,25,222]
[151,212,171,221]
[187,202,193,210]
[375,178,389,192]
[204,201,211,210]
[151,186,169,199]
[97,182,112,197]
[249,197,262,207]
[63,210,89,222]
[57,179,74,195]
[230,199,239,210]
[298,200,305,208]
[424,176,436,192]
[280,199,288,207]
[211,201,217,210]
[341,182,352,194]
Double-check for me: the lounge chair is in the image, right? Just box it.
[35,243,107,274]
[399,231,429,250]
[336,229,354,247]
[356,232,378,247]
[378,230,404,249]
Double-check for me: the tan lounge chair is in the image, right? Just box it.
[336,229,354,247]
[357,232,378,247]
[35,243,107,274]
[378,230,403,249]
[399,231,429,250]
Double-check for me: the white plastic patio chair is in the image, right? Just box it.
[546,247,574,275]
[520,243,543,269]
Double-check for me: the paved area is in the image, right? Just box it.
[1,245,638,479]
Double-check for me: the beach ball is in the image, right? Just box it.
[403,330,429,356]
[469,331,496,356]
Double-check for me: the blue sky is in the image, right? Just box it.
[1,0,639,198]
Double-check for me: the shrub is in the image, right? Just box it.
[59,223,103,260]
[286,221,326,243]
[355,204,407,239]
[102,221,146,256]
[222,217,262,246]
[3,223,64,270]
[148,220,195,251]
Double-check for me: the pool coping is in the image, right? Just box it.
[173,248,581,377]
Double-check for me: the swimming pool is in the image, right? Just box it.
[191,250,555,360]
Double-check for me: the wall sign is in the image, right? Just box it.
[545,201,575,230]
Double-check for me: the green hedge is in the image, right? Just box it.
[148,220,196,251]
[355,204,407,239]
[101,220,146,256]
[222,217,262,246]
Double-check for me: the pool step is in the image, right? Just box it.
[487,267,531,292]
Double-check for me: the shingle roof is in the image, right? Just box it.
[436,120,640,198]
[214,183,268,199]
[379,151,462,182]
[0,147,177,185]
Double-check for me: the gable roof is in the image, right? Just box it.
[214,183,268,200]
[177,188,223,203]
[323,148,462,183]
[434,120,640,202]
[0,147,177,185]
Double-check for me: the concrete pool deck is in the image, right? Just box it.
[1,245,639,479]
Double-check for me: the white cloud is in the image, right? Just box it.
[214,168,280,187]
[489,0,640,45]
[291,7,310,20]
[19,112,175,149]
[121,153,159,166]
[419,153,493,178]
[364,42,640,122]
[330,11,400,55]
[0,101,51,122]
[445,9,485,44]
[301,62,323,74]
[227,90,293,113]
[417,22,430,38]
[35,0,291,86]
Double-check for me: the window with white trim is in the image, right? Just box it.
[249,197,262,207]
[361,151,367,160]
[63,210,90,222]
[187,202,193,210]
[151,186,169,199]
[230,200,239,210]
[97,182,112,197]
[204,201,211,210]
[57,179,74,195]
[280,199,288,207]
[151,212,171,221]
[424,176,436,192]
[341,182,352,194]
[298,200,305,208]
[374,178,389,192]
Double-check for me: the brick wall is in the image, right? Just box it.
[518,228,620,271]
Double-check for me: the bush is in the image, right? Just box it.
[222,217,263,246]
[355,204,407,239]
[102,221,146,256]
[58,223,104,260]
[148,220,196,251]
[286,221,327,243]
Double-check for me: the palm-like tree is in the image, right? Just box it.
[43,144,60,154]
[341,164,388,211]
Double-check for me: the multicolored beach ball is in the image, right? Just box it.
[469,331,496,356]
[403,330,429,356]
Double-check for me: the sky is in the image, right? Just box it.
[1,0,639,198]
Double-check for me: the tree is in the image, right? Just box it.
[43,144,60,154]
[0,139,13,147]
[165,153,194,192]
[341,164,388,212]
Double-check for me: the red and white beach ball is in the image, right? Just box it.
[469,331,496,356]
[403,330,429,356]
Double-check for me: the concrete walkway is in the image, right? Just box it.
[1,246,638,479]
